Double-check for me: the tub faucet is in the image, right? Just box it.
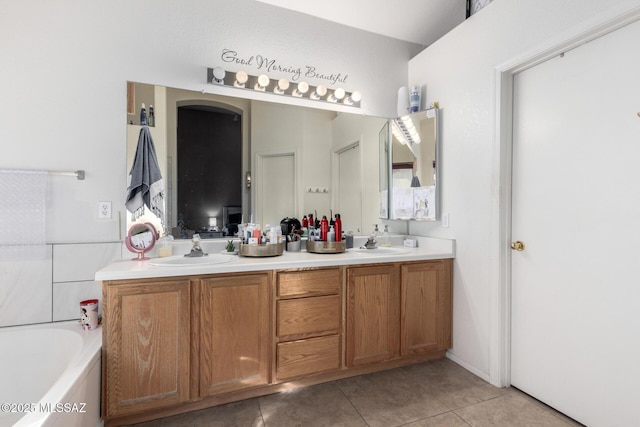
[185,234,208,257]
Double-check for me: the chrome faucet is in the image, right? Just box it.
[362,235,378,249]
[185,234,208,257]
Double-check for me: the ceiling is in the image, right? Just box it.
[255,0,467,47]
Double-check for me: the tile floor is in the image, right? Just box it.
[128,358,583,427]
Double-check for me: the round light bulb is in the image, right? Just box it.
[255,74,270,91]
[234,70,248,87]
[293,82,309,96]
[311,84,327,100]
[274,78,290,94]
[212,67,226,84]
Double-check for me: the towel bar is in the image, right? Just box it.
[48,170,85,180]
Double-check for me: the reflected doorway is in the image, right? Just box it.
[177,106,242,232]
[337,143,362,233]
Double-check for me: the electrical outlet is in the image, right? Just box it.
[98,201,112,219]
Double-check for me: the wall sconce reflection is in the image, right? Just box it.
[392,115,421,146]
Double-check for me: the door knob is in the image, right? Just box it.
[510,241,525,251]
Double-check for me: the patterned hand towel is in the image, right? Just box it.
[0,169,47,259]
[125,126,164,223]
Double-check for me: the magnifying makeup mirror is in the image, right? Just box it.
[125,222,159,260]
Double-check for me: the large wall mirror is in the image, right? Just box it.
[388,108,440,220]
[126,82,388,238]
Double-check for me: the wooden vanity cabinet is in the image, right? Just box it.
[102,258,452,425]
[102,278,191,418]
[197,273,271,397]
[274,268,342,381]
[346,259,453,367]
[401,259,453,356]
[346,264,401,366]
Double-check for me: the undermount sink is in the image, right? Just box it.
[352,247,409,255]
[149,254,236,267]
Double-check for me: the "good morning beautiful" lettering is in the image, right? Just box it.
[221,49,349,85]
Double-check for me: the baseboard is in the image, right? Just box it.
[445,350,492,384]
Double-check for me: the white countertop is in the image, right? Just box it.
[95,236,455,282]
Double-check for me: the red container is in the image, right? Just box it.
[320,216,329,241]
[334,214,342,241]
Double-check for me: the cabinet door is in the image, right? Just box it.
[346,264,400,366]
[401,260,453,356]
[103,279,191,417]
[199,273,270,396]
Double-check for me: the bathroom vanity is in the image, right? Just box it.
[96,239,454,426]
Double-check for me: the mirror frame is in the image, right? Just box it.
[379,121,390,219]
[387,107,440,221]
[126,82,389,238]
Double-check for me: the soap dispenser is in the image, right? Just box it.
[381,224,391,247]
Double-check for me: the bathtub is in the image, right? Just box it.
[0,321,102,427]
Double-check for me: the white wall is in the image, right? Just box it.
[0,0,420,245]
[408,0,640,382]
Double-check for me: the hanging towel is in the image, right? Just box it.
[0,169,47,259]
[125,126,165,224]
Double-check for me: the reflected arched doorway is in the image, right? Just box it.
[177,104,242,235]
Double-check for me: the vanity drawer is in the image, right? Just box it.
[277,295,340,338]
[277,268,340,298]
[276,335,340,380]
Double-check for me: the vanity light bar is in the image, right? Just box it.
[392,115,421,145]
[207,67,361,108]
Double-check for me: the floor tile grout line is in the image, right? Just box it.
[335,381,373,427]
[393,410,473,427]
[257,397,267,427]
[449,408,476,427]
[337,372,459,427]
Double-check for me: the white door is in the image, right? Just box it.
[337,143,362,233]
[511,19,640,427]
[256,153,295,228]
